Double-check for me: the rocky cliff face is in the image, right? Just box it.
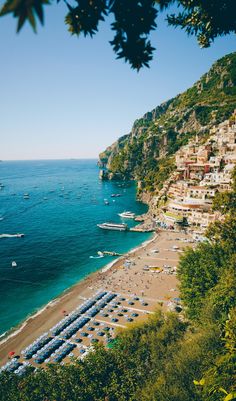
[99,52,236,193]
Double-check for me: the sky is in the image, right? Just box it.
[0,2,235,160]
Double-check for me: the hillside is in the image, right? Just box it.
[99,52,236,193]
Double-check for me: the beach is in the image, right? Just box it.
[0,228,193,366]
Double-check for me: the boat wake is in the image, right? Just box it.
[6,199,46,220]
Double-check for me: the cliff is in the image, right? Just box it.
[99,52,236,193]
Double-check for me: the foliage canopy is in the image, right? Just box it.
[0,0,235,69]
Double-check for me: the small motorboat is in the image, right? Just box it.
[11,261,17,267]
[101,251,123,256]
[97,222,128,231]
[118,211,135,219]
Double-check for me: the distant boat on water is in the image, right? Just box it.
[11,261,17,268]
[97,222,128,231]
[111,194,121,198]
[0,233,24,239]
[98,250,123,256]
[118,211,135,219]
[23,193,30,199]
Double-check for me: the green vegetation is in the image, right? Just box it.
[212,168,236,215]
[178,168,236,323]
[1,169,235,400]
[0,313,187,401]
[1,1,235,70]
[101,53,236,194]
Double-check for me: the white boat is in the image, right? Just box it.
[111,193,121,198]
[23,193,30,199]
[97,222,128,231]
[118,211,135,219]
[11,261,17,267]
[0,233,24,238]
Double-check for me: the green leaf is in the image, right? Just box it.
[193,378,205,386]
[27,8,36,32]
[219,388,229,395]
[224,393,236,401]
[34,2,44,24]
[17,11,27,32]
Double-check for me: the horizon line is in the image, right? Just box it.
[0,158,99,162]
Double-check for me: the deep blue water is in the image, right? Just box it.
[0,160,150,335]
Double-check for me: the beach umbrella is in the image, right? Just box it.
[8,351,15,357]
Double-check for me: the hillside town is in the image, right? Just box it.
[148,111,236,232]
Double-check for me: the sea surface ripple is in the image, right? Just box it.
[0,160,150,335]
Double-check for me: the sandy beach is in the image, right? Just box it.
[0,229,193,366]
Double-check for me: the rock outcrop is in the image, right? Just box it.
[99,52,236,200]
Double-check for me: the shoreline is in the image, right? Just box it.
[0,227,192,366]
[0,231,155,348]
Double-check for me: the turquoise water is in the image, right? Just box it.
[0,160,150,336]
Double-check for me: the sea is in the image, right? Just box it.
[0,160,151,337]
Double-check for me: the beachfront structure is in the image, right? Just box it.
[187,210,222,227]
[162,199,221,228]
[168,181,217,201]
[168,198,212,212]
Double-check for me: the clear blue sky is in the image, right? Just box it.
[0,2,235,160]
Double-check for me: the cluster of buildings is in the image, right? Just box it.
[157,111,236,230]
